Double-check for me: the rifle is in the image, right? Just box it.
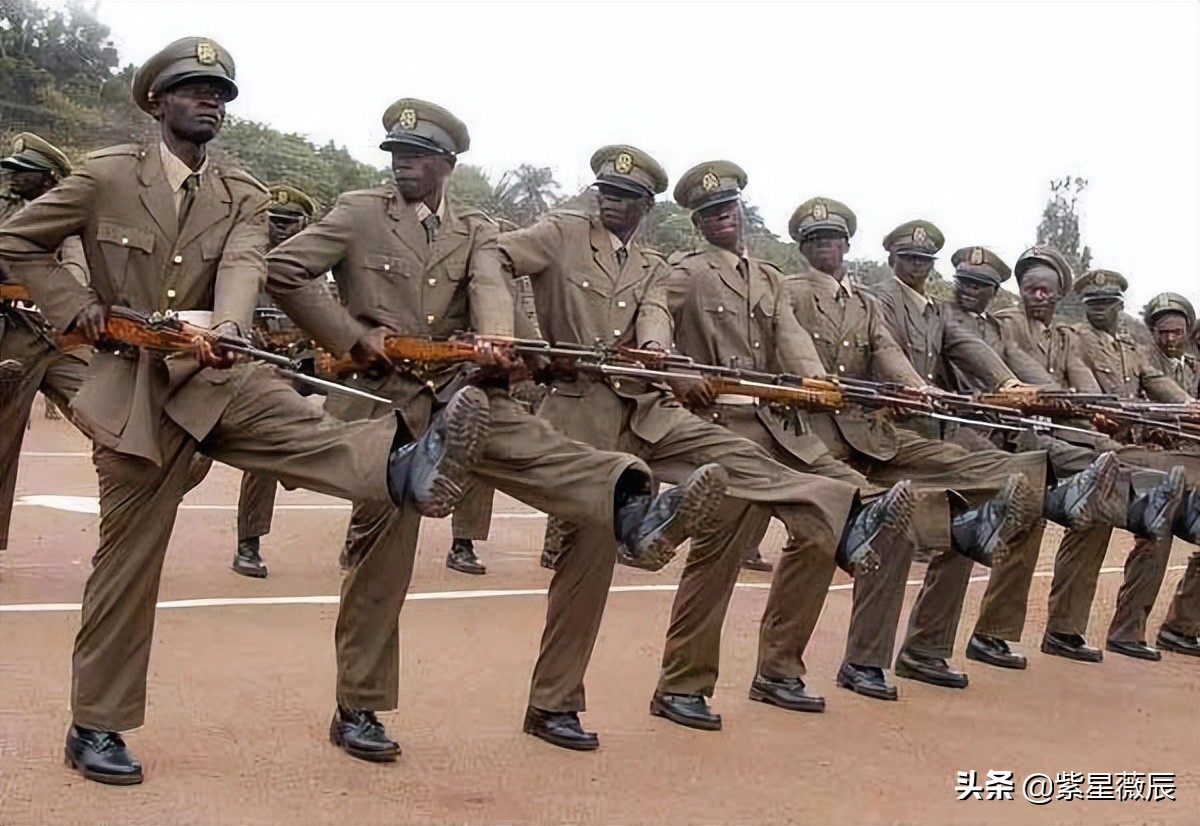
[60,307,390,404]
[975,389,1200,445]
[0,282,32,302]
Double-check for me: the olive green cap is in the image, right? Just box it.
[951,246,1011,286]
[268,185,317,219]
[1074,268,1128,300]
[1143,292,1196,329]
[673,160,747,211]
[1014,245,1073,292]
[788,197,856,243]
[131,37,238,115]
[1,132,71,179]
[882,220,944,258]
[380,98,469,155]
[590,144,668,198]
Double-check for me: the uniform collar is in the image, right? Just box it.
[710,244,748,271]
[411,196,446,223]
[159,141,208,193]
[894,275,929,312]
[607,230,628,252]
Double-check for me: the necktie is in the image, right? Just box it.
[422,213,441,244]
[177,173,199,232]
[736,258,749,281]
[615,246,628,269]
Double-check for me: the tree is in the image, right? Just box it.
[447,163,562,228]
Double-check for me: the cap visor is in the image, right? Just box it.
[379,134,451,155]
[1,157,51,173]
[954,270,999,286]
[894,248,938,259]
[693,190,742,212]
[798,221,850,241]
[156,70,239,101]
[593,176,653,198]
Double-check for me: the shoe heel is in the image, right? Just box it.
[64,746,77,769]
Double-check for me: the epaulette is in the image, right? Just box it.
[85,143,141,161]
[759,259,785,275]
[223,167,269,194]
[666,249,700,266]
[454,205,496,227]
[638,245,667,263]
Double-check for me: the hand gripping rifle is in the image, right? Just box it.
[974,389,1200,446]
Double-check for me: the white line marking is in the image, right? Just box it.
[0,565,1184,614]
[13,495,543,518]
[18,451,90,458]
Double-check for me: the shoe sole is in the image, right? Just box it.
[747,685,826,713]
[446,556,487,575]
[1105,642,1162,662]
[1064,452,1120,530]
[964,646,1028,670]
[649,696,722,731]
[987,476,1041,568]
[834,672,898,701]
[630,464,728,572]
[894,658,969,689]
[848,481,915,577]
[328,718,400,763]
[63,748,143,785]
[414,387,490,519]
[1039,639,1103,663]
[231,563,268,579]
[521,721,599,752]
[1157,637,1200,657]
[1146,467,1186,540]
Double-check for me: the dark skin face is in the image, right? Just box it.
[596,185,652,243]
[694,199,744,253]
[889,252,935,292]
[390,146,455,209]
[1084,297,1123,333]
[1151,312,1189,358]
[4,169,55,201]
[268,214,307,249]
[150,78,232,169]
[1018,269,1061,324]
[953,276,998,314]
[799,230,849,277]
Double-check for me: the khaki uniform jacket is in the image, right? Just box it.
[1071,323,1190,402]
[783,270,925,461]
[500,211,677,444]
[0,143,268,463]
[991,307,1100,392]
[668,245,829,463]
[266,185,516,424]
[943,302,1056,392]
[1149,348,1198,398]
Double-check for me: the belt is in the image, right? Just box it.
[713,393,758,406]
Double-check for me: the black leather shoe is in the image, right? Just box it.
[836,662,898,701]
[64,725,143,785]
[741,547,773,572]
[749,675,825,712]
[446,538,486,575]
[1157,627,1200,657]
[329,708,400,762]
[1043,452,1118,529]
[895,650,969,689]
[387,386,489,518]
[836,481,916,576]
[965,633,1027,670]
[1127,467,1185,540]
[1040,631,1103,662]
[649,691,722,731]
[522,707,598,751]
[951,476,1039,568]
[617,464,727,571]
[231,536,268,578]
[1172,486,1200,544]
[1105,639,1162,662]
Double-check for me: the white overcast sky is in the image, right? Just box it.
[65,0,1200,309]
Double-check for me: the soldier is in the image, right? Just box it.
[267,103,728,755]
[0,38,496,786]
[500,147,935,736]
[782,198,1116,691]
[0,132,91,557]
[667,163,1022,705]
[228,183,318,577]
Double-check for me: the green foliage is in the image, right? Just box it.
[446,163,562,228]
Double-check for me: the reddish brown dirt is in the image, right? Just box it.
[2,407,1198,824]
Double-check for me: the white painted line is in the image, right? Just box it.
[0,565,1183,614]
[18,451,90,458]
[14,495,544,518]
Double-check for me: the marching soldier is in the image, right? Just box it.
[500,147,925,735]
[782,198,1116,690]
[267,102,727,757]
[0,39,493,785]
[0,132,91,556]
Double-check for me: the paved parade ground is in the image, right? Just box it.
[1,408,1197,825]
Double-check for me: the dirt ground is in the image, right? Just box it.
[1,406,1197,825]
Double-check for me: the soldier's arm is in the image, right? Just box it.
[1138,352,1191,402]
[864,296,925,386]
[267,195,366,354]
[1061,327,1104,393]
[1001,338,1059,387]
[497,215,564,278]
[772,288,826,377]
[940,315,1019,389]
[634,255,673,349]
[466,221,515,337]
[211,184,269,336]
[0,168,95,332]
[666,266,691,318]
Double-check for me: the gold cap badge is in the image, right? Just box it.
[196,39,218,65]
[913,226,928,244]
[397,108,418,130]
[275,190,289,204]
[1094,272,1106,287]
[812,202,828,221]
[614,152,634,174]
[701,170,720,191]
[970,247,984,265]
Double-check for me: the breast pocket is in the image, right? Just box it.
[361,252,408,311]
[95,221,154,294]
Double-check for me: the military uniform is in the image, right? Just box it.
[783,201,1050,686]
[0,133,92,552]
[502,150,862,728]
[0,40,435,782]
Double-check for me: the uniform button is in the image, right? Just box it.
[753,342,761,349]
[428,278,436,286]
[813,333,821,340]
[426,380,435,388]
[121,237,129,245]
[617,300,626,308]
[166,289,176,298]
[843,340,850,346]
[173,255,183,264]
[613,329,621,336]
[717,306,724,313]
[838,365,845,372]
[613,380,621,389]
[1048,368,1055,373]
[383,264,390,271]
[427,314,435,323]
[927,373,934,379]
[582,280,589,288]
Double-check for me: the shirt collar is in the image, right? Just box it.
[813,269,853,295]
[710,244,748,272]
[607,230,628,252]
[412,196,446,223]
[894,275,929,311]
[159,141,208,192]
